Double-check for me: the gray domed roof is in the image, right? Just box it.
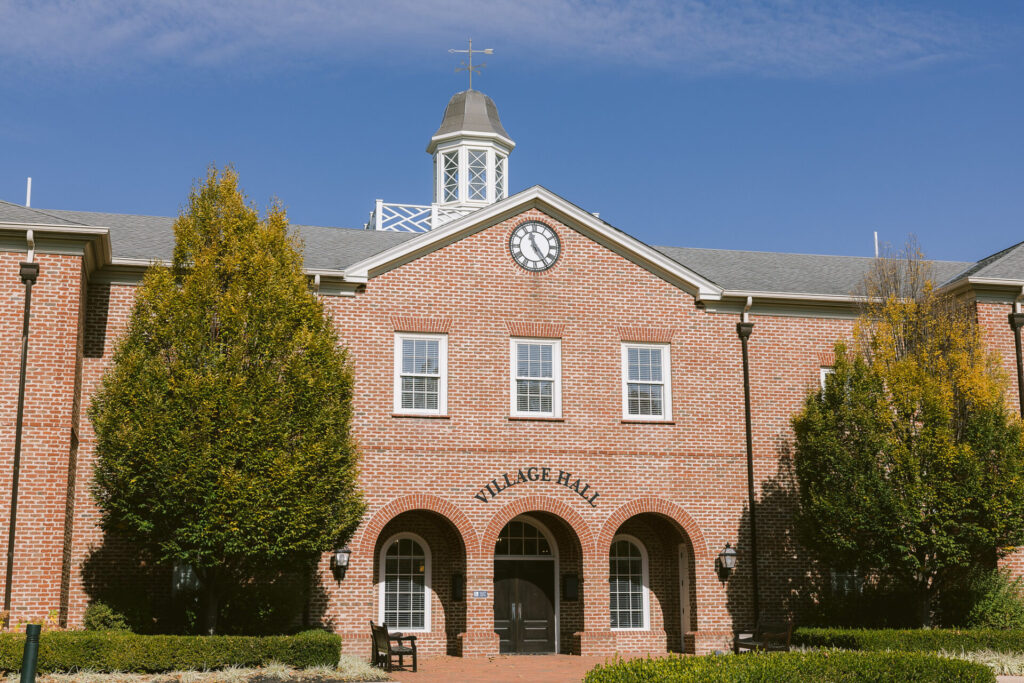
[428,90,513,151]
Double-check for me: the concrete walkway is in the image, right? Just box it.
[388,655,611,683]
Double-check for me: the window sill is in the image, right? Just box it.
[508,416,565,422]
[620,419,675,425]
[391,413,450,419]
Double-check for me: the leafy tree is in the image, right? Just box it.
[793,240,1024,626]
[90,168,364,634]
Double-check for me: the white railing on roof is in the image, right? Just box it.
[364,199,477,232]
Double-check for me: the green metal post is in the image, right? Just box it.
[20,623,40,682]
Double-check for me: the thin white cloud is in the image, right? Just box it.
[0,0,994,78]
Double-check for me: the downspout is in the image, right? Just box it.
[4,232,40,615]
[1008,288,1024,418]
[736,296,760,626]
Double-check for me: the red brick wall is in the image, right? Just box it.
[976,298,1024,579]
[306,208,855,655]
[0,252,85,624]
[16,208,1024,656]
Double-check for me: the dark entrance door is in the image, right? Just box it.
[494,560,556,653]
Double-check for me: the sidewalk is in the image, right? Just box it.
[387,654,609,683]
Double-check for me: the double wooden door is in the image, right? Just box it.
[494,560,556,654]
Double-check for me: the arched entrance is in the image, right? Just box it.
[493,515,557,654]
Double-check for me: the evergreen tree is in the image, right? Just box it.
[793,240,1024,626]
[90,168,364,633]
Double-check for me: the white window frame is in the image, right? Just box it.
[820,366,835,390]
[393,333,448,416]
[509,338,562,418]
[466,147,488,202]
[621,343,672,421]
[610,534,650,631]
[378,532,432,633]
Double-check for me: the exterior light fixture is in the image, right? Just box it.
[716,543,737,581]
[330,546,352,580]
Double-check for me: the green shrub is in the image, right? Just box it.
[83,601,130,632]
[584,651,994,683]
[0,629,340,673]
[965,569,1024,629]
[794,627,1024,653]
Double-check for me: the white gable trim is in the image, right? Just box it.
[342,186,724,301]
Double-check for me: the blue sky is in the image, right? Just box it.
[1,1,1022,262]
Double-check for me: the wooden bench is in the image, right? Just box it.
[733,621,793,653]
[370,621,418,672]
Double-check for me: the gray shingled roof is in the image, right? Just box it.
[945,240,1024,282]
[0,200,85,226]
[655,245,973,297]
[431,90,511,142]
[36,207,418,271]
[0,199,1001,295]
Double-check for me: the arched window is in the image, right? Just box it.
[379,533,431,631]
[609,535,649,630]
[495,518,553,557]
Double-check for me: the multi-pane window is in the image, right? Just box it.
[510,339,561,417]
[820,366,835,390]
[394,334,447,415]
[381,536,429,630]
[495,519,552,557]
[495,154,507,199]
[468,149,487,200]
[609,537,648,630]
[442,151,459,202]
[621,344,672,420]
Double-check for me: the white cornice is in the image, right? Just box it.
[343,185,725,301]
[0,222,111,277]
[427,130,516,154]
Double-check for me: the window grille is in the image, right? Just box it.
[609,539,646,629]
[515,342,554,414]
[495,154,506,199]
[383,537,427,629]
[468,149,487,200]
[443,152,459,202]
[495,520,552,556]
[624,346,666,417]
[400,338,440,411]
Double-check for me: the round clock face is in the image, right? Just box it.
[509,221,561,271]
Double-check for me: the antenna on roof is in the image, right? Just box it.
[25,178,31,208]
[873,231,878,258]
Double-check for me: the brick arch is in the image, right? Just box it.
[481,495,597,556]
[598,497,709,561]
[357,494,478,555]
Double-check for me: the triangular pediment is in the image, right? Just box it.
[342,186,723,301]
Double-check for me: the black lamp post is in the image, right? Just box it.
[330,546,352,580]
[716,543,738,581]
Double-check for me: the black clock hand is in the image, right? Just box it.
[528,233,543,258]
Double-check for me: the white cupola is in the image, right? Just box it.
[427,89,515,208]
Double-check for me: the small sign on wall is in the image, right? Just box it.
[472,590,488,598]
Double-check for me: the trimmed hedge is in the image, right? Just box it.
[794,627,1024,654]
[584,651,995,683]
[0,629,340,673]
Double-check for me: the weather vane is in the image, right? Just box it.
[449,38,493,90]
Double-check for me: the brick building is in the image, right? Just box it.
[0,88,1022,657]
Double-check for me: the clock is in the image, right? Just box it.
[509,221,561,271]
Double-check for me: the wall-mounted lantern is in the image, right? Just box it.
[716,543,737,581]
[330,546,352,580]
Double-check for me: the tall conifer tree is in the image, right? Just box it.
[90,168,364,633]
